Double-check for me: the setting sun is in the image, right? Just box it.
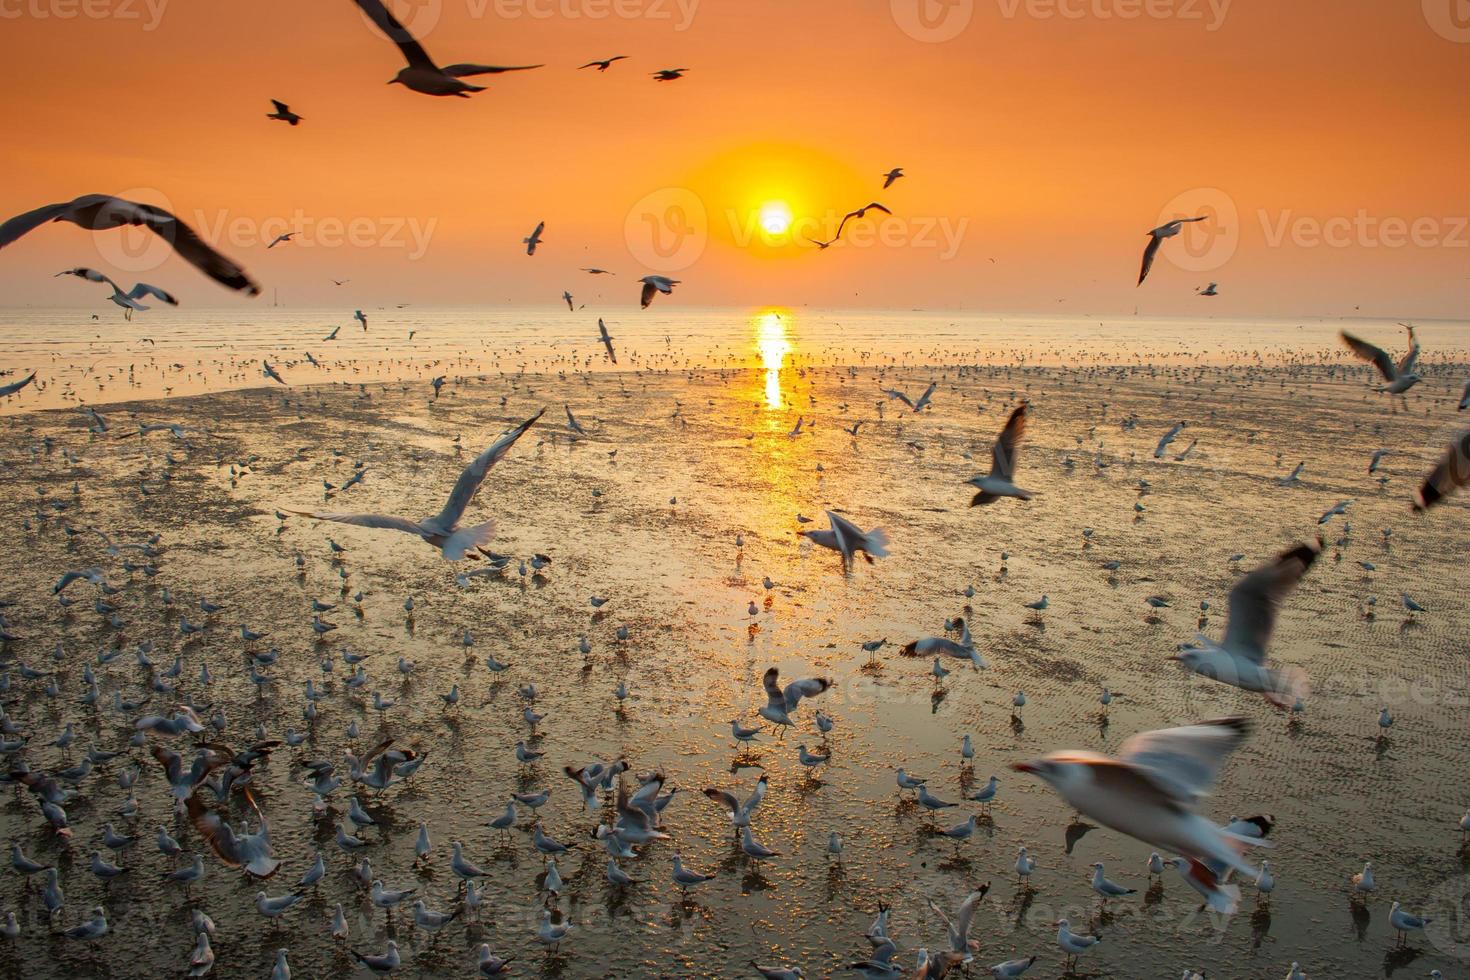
[758,202,793,236]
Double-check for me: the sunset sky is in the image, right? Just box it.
[3,0,1468,315]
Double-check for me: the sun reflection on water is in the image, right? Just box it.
[755,310,791,409]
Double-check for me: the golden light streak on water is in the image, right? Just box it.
[755,309,791,409]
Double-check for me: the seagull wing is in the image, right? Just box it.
[742,776,767,817]
[990,402,1026,479]
[284,510,424,535]
[1340,332,1397,382]
[353,0,439,70]
[441,63,544,76]
[128,283,179,305]
[782,676,833,712]
[640,280,658,308]
[101,198,258,295]
[883,388,916,410]
[0,372,37,396]
[0,199,75,249]
[1396,325,1420,375]
[1221,539,1321,662]
[425,409,543,531]
[270,100,290,114]
[1137,234,1163,286]
[761,667,786,711]
[702,788,740,815]
[1118,716,1252,805]
[1414,432,1470,512]
[952,886,990,946]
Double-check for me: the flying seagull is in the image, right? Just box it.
[1154,422,1185,458]
[1,194,259,294]
[1173,538,1322,707]
[1014,717,1264,914]
[353,0,543,96]
[1413,431,1470,513]
[1138,216,1207,286]
[835,202,893,240]
[581,267,615,275]
[967,402,1033,506]
[580,56,628,71]
[800,511,889,568]
[266,100,302,126]
[56,268,178,315]
[561,290,574,311]
[1197,282,1219,296]
[652,68,688,81]
[639,275,678,308]
[1341,330,1422,395]
[597,319,617,364]
[285,410,543,560]
[524,222,545,256]
[882,168,905,189]
[267,233,294,249]
[354,309,368,331]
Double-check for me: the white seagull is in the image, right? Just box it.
[967,402,1032,505]
[799,510,889,568]
[286,410,542,560]
[1138,216,1207,285]
[639,275,679,308]
[1341,330,1422,395]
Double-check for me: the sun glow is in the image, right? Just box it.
[755,310,791,409]
[758,201,793,236]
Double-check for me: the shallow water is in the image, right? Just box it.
[0,311,1468,978]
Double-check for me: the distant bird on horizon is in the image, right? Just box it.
[266,100,302,125]
[1138,216,1207,286]
[2,194,259,294]
[580,56,628,71]
[353,0,543,96]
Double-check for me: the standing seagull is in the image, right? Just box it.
[286,410,543,560]
[266,100,302,125]
[1,194,259,294]
[1341,331,1422,395]
[882,167,905,189]
[580,56,628,71]
[1173,538,1322,708]
[353,0,542,96]
[1413,432,1470,512]
[967,402,1033,506]
[524,222,545,256]
[597,319,617,364]
[1138,216,1207,286]
[1014,717,1266,913]
[639,275,679,308]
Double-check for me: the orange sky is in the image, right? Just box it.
[2,0,1468,316]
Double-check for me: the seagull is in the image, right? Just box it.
[1318,500,1352,525]
[751,962,803,980]
[354,309,368,330]
[2,194,259,293]
[0,372,36,397]
[597,319,617,364]
[1198,282,1219,296]
[1015,717,1264,913]
[835,202,893,239]
[703,775,767,831]
[1341,331,1422,395]
[882,167,905,188]
[652,68,689,80]
[758,666,833,730]
[580,56,628,71]
[56,268,179,314]
[582,267,615,275]
[1413,431,1470,512]
[561,290,574,311]
[262,361,287,385]
[1173,538,1321,707]
[987,957,1037,978]
[1460,378,1470,410]
[1154,422,1185,458]
[266,100,302,125]
[1277,461,1305,487]
[267,233,294,249]
[1389,901,1431,943]
[1138,216,1207,285]
[799,510,889,568]
[1054,919,1102,966]
[285,410,541,560]
[524,222,545,255]
[1089,862,1137,899]
[353,0,542,96]
[639,275,679,308]
[967,402,1032,505]
[927,886,990,964]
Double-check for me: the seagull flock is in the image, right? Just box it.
[0,3,1467,979]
